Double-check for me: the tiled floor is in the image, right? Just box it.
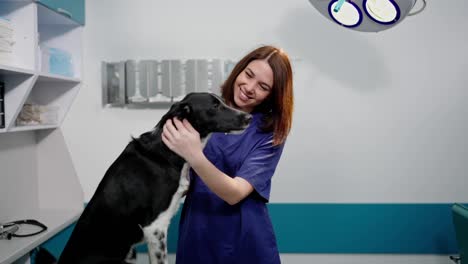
[136,254,454,264]
[136,253,176,264]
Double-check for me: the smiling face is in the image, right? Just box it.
[233,60,274,113]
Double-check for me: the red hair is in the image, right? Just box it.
[221,45,294,146]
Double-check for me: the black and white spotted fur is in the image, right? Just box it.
[58,93,251,264]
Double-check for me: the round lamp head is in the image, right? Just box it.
[309,0,419,32]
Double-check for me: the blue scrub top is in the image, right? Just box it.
[176,113,285,264]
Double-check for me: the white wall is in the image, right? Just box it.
[61,0,468,263]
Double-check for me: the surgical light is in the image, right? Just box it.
[309,0,426,32]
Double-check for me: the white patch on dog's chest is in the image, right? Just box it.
[142,134,212,264]
[142,163,189,264]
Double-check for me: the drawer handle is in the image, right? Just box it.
[57,7,72,18]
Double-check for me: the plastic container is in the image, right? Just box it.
[41,45,74,77]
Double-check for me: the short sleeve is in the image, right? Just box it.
[236,135,285,202]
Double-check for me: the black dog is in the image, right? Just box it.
[58,93,251,264]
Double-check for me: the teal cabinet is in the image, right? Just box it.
[36,0,85,25]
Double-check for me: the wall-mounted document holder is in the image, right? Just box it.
[102,59,236,107]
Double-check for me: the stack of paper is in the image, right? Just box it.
[0,17,15,64]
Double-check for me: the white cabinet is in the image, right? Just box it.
[0,1,83,263]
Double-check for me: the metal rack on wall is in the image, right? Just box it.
[0,81,4,128]
[102,59,236,108]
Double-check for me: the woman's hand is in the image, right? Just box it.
[162,117,203,164]
[163,118,254,205]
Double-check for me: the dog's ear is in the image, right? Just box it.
[179,104,191,117]
[173,102,191,119]
[157,102,191,128]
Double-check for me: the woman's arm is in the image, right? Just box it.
[189,154,254,205]
[162,118,254,205]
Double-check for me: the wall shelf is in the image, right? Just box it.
[0,64,35,76]
[8,123,58,132]
[0,0,84,263]
[37,72,81,83]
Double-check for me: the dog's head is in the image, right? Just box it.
[157,93,252,137]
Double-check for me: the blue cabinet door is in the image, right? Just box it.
[36,0,85,25]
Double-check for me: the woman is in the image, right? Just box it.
[162,45,294,264]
